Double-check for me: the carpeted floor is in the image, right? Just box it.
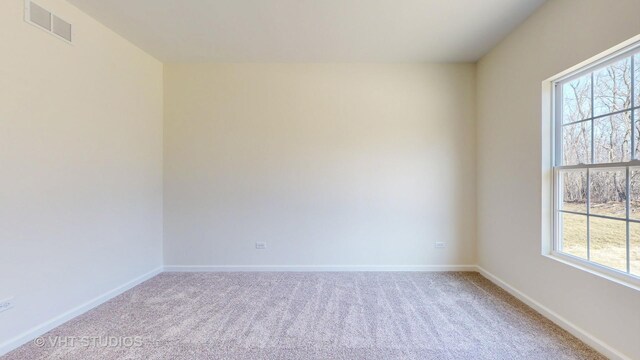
[4,272,604,360]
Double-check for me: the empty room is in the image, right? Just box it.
[1,0,640,359]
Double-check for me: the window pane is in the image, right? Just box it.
[560,170,587,213]
[631,168,640,220]
[560,213,587,259]
[635,112,640,159]
[629,223,640,276]
[590,217,627,272]
[562,121,591,165]
[562,74,591,123]
[590,168,626,218]
[593,111,631,163]
[593,58,632,117]
[635,53,640,107]
[631,222,640,276]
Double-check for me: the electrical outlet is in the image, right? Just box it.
[434,242,446,249]
[0,298,14,314]
[255,241,267,250]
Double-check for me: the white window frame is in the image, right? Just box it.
[543,35,640,290]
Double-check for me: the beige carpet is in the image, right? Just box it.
[4,272,603,359]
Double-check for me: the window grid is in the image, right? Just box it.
[554,47,640,279]
[562,106,640,128]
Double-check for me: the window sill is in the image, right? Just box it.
[543,252,640,292]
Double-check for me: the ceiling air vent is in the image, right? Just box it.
[25,0,72,43]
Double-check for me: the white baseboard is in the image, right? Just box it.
[0,266,163,357]
[476,266,630,360]
[163,264,478,272]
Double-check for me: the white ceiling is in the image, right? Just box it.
[66,0,546,63]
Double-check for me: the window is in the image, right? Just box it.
[553,42,640,282]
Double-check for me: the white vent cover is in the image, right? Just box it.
[25,0,72,43]
[52,15,72,41]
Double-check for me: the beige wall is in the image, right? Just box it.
[164,63,476,267]
[0,0,163,350]
[477,0,640,358]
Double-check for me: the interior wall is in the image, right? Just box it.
[476,0,640,358]
[0,0,163,350]
[164,63,476,267]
